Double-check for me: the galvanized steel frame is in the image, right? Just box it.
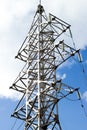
[10,3,79,130]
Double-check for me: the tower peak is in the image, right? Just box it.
[39,0,41,5]
[37,4,44,14]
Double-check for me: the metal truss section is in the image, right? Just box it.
[10,39,79,94]
[15,5,71,63]
[11,80,79,130]
[10,3,80,130]
[10,63,27,93]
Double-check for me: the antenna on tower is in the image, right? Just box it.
[39,0,41,5]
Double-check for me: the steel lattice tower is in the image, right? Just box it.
[10,1,80,130]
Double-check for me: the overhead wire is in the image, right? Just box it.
[79,62,87,82]
[64,89,87,118]
[17,122,24,130]
[64,28,76,49]
[75,60,87,118]
[65,96,80,102]
[11,118,24,130]
[77,61,87,117]
[69,28,76,49]
[73,53,87,86]
[11,119,17,130]
[11,119,24,130]
[80,99,87,117]
[65,29,87,118]
[69,28,87,86]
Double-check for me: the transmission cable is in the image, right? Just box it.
[80,62,87,81]
[73,53,87,117]
[63,30,87,118]
[11,119,17,130]
[64,28,76,49]
[69,28,76,49]
[16,121,24,130]
[77,59,87,86]
[80,98,87,117]
[11,117,24,130]
[65,96,80,102]
[65,90,87,117]
[71,49,87,87]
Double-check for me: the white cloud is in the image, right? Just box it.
[58,60,75,70]
[44,0,87,49]
[82,91,87,102]
[0,0,87,100]
[0,54,23,100]
[56,73,66,80]
[0,88,22,101]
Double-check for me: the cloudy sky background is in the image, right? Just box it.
[0,0,87,99]
[0,0,87,129]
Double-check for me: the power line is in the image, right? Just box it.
[69,28,76,49]
[80,99,87,117]
[17,122,24,130]
[11,119,17,130]
[65,90,87,118]
[73,52,87,118]
[80,62,87,81]
[78,60,87,86]
[71,50,87,87]
[11,119,24,130]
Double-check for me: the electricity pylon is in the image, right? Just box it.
[10,2,80,130]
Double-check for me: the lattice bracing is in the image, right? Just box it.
[10,3,80,130]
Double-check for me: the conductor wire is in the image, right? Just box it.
[11,119,17,130]
[80,98,87,117]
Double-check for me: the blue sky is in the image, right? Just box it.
[0,0,87,130]
[56,48,87,130]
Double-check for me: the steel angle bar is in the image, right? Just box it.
[17,36,28,55]
[49,13,70,27]
[13,93,25,111]
[55,49,79,69]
